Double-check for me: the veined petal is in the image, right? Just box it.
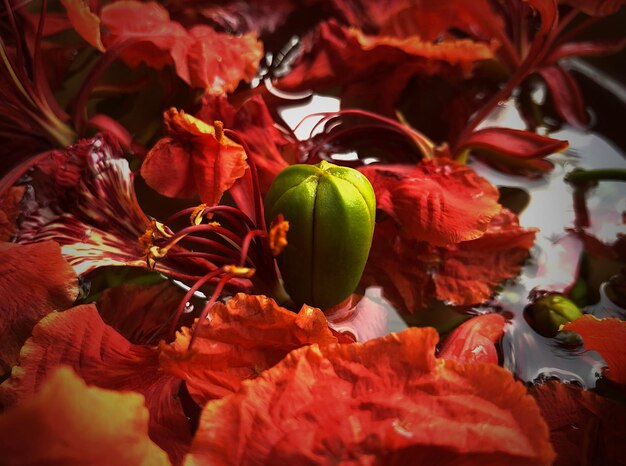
[0,367,171,466]
[0,304,191,464]
[159,293,337,406]
[185,328,554,465]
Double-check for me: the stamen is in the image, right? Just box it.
[238,229,267,267]
[214,120,224,142]
[269,215,289,256]
[188,273,234,349]
[190,203,208,225]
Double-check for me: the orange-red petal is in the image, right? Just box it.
[0,241,78,375]
[531,381,626,466]
[0,186,25,241]
[185,328,555,465]
[360,159,501,246]
[0,304,190,464]
[563,315,626,386]
[0,367,170,466]
[439,313,506,365]
[60,0,105,51]
[159,293,338,406]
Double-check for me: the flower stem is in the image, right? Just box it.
[565,168,626,184]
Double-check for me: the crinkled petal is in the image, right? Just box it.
[0,186,25,241]
[101,0,193,83]
[0,367,170,465]
[278,20,494,97]
[563,315,626,385]
[434,209,537,305]
[60,0,105,51]
[142,110,248,206]
[0,305,191,464]
[0,241,77,375]
[98,281,186,345]
[17,135,152,275]
[187,25,263,94]
[159,293,337,406]
[360,159,501,246]
[531,381,626,466]
[185,328,555,465]
[439,313,506,365]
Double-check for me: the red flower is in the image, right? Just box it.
[0,367,170,466]
[185,327,555,465]
[141,109,248,206]
[439,313,506,365]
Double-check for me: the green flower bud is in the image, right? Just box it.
[265,161,376,309]
[528,294,583,337]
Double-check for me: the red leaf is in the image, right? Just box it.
[60,0,105,51]
[531,381,626,466]
[186,328,555,465]
[0,241,78,375]
[0,367,171,466]
[539,65,590,128]
[434,209,537,305]
[101,0,193,82]
[141,109,248,205]
[563,315,626,386]
[0,305,191,464]
[187,25,263,94]
[439,313,506,364]
[360,159,501,246]
[159,294,337,406]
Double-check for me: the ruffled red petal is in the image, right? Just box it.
[439,313,506,365]
[0,367,171,466]
[0,305,190,464]
[185,328,555,465]
[159,294,338,406]
[0,241,77,375]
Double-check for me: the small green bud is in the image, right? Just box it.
[265,161,376,309]
[528,294,583,337]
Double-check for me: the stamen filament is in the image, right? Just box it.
[188,273,234,349]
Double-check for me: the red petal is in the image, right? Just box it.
[0,305,191,464]
[100,0,193,83]
[0,186,25,241]
[0,367,171,466]
[186,328,555,465]
[563,315,626,386]
[531,381,626,466]
[434,209,537,305]
[360,159,501,246]
[142,110,248,206]
[361,220,434,313]
[0,241,77,374]
[278,20,494,94]
[187,25,263,94]
[196,95,291,193]
[458,127,568,174]
[439,313,506,364]
[141,137,197,199]
[195,0,295,35]
[547,39,626,63]
[97,281,186,345]
[60,0,105,51]
[539,65,589,128]
[159,294,338,406]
